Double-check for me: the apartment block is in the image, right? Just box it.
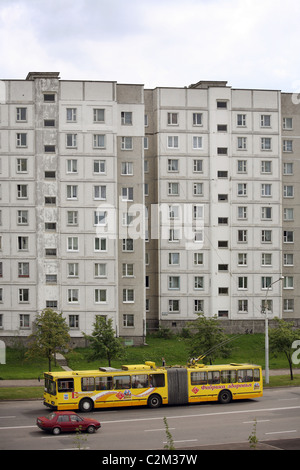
[0,72,146,345]
[0,73,299,346]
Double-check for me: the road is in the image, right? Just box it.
[0,387,300,451]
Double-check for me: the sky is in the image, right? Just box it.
[0,0,299,92]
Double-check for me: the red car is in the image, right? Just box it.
[37,411,101,435]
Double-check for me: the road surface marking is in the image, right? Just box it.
[265,430,297,435]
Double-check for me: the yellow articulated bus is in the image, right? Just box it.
[43,361,263,412]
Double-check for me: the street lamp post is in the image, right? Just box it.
[263,276,284,384]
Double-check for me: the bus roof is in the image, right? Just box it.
[44,362,261,378]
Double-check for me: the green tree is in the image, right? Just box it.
[26,309,70,371]
[84,316,125,367]
[269,317,299,380]
[188,312,231,365]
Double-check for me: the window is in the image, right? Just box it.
[122,263,134,277]
[168,136,179,148]
[44,119,55,127]
[218,264,228,271]
[217,101,227,108]
[94,263,106,278]
[67,185,78,200]
[284,276,294,289]
[218,194,228,201]
[20,314,30,328]
[121,137,133,150]
[237,183,247,196]
[18,262,29,278]
[93,109,105,122]
[121,162,133,175]
[66,134,77,149]
[261,184,272,197]
[261,161,272,174]
[238,206,247,219]
[284,253,293,266]
[262,230,272,243]
[69,315,79,329]
[217,147,227,155]
[122,187,133,201]
[261,277,272,289]
[95,289,107,303]
[284,208,294,220]
[237,114,246,127]
[194,276,204,290]
[284,299,294,312]
[193,183,203,196]
[17,184,28,199]
[46,274,57,284]
[169,299,180,312]
[167,113,178,125]
[238,300,248,313]
[261,115,271,127]
[283,140,293,152]
[94,211,107,225]
[17,158,27,173]
[193,136,202,149]
[16,133,27,147]
[44,145,56,153]
[122,238,133,251]
[17,210,28,225]
[238,253,247,265]
[66,108,77,122]
[261,253,272,265]
[123,289,134,302]
[66,159,78,173]
[123,314,134,328]
[238,230,247,243]
[168,159,178,172]
[237,137,247,150]
[45,222,56,231]
[283,185,294,198]
[45,197,56,205]
[44,94,55,102]
[18,236,28,251]
[94,160,106,174]
[168,276,180,290]
[237,160,247,173]
[194,299,204,313]
[238,276,248,289]
[95,237,107,251]
[283,117,293,129]
[94,185,106,200]
[68,263,79,277]
[68,289,79,303]
[261,207,272,220]
[193,113,202,126]
[93,134,105,148]
[169,253,180,265]
[261,137,271,150]
[168,182,179,196]
[169,229,179,242]
[193,160,203,172]
[283,163,293,175]
[45,171,56,178]
[217,124,227,132]
[16,107,27,122]
[121,111,132,125]
[67,237,78,251]
[19,288,29,303]
[67,211,78,225]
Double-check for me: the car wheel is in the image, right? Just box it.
[218,389,232,404]
[86,425,96,434]
[52,427,61,435]
[148,394,162,408]
[79,398,94,412]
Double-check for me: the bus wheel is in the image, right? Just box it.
[148,394,162,408]
[79,398,94,412]
[218,389,232,404]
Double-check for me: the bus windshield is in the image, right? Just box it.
[45,376,56,396]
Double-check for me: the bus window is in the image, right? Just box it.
[114,375,131,389]
[208,371,220,384]
[95,376,113,390]
[45,377,56,395]
[191,371,207,385]
[149,374,165,388]
[81,377,95,391]
[254,369,260,382]
[238,369,253,383]
[58,379,74,392]
[221,370,237,384]
[132,375,148,388]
